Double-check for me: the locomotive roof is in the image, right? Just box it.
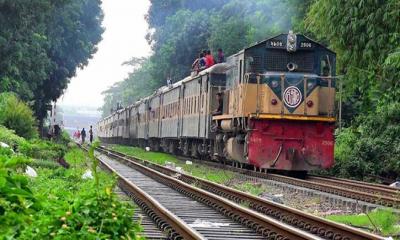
[244,32,335,54]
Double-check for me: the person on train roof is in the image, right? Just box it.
[205,50,215,68]
[192,52,207,72]
[217,48,225,63]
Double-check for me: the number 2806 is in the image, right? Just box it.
[300,42,312,48]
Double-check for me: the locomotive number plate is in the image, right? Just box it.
[283,86,302,108]
[268,40,283,47]
[300,42,312,48]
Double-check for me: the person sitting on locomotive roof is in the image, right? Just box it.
[217,48,225,63]
[191,52,206,73]
[205,50,215,68]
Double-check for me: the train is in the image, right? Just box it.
[97,31,337,174]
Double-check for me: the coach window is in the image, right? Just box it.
[174,102,177,116]
[174,102,176,116]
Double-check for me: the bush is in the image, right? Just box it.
[0,150,41,238]
[19,145,143,239]
[0,93,37,139]
[333,102,400,180]
[0,125,26,150]
[19,139,67,162]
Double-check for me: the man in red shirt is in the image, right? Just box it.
[205,50,215,68]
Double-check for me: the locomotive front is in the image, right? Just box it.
[214,31,336,172]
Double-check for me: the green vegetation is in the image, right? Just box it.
[110,145,235,184]
[0,125,26,149]
[234,182,267,196]
[0,0,103,126]
[326,209,400,236]
[0,126,143,239]
[305,0,400,180]
[0,93,37,139]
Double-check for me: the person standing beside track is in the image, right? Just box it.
[81,128,86,144]
[89,125,93,144]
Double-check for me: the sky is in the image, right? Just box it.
[59,0,151,108]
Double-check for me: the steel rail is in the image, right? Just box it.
[98,146,384,240]
[308,175,400,197]
[171,150,400,208]
[80,145,203,240]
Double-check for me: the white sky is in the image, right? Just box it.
[60,0,151,108]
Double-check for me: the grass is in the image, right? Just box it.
[25,145,143,239]
[110,145,235,184]
[234,182,267,196]
[326,208,400,236]
[111,145,179,165]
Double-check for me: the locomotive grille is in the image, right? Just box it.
[265,50,314,72]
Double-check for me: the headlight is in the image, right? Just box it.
[271,80,279,88]
[307,81,315,89]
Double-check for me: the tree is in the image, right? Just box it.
[0,0,104,129]
[306,0,400,179]
[305,0,400,115]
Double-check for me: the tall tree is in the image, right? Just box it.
[305,0,400,115]
[0,0,103,129]
[305,0,400,179]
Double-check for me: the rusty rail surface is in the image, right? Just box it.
[98,146,384,240]
[307,175,400,198]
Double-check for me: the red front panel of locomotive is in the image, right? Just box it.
[247,119,334,171]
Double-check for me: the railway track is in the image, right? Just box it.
[152,149,400,208]
[97,146,384,240]
[114,188,168,240]
[307,175,400,199]
[86,146,328,240]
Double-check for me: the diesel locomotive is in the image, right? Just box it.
[97,31,337,173]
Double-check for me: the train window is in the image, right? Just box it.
[226,56,238,88]
[320,55,331,76]
[194,97,197,112]
[190,97,192,114]
[239,60,243,83]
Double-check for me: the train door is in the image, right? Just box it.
[198,74,208,138]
